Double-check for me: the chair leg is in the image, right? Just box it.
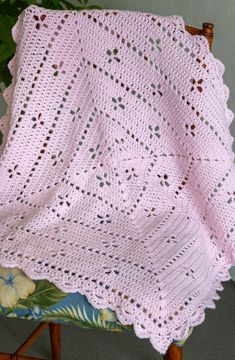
[14,323,48,356]
[49,323,61,360]
[0,321,60,360]
[163,343,183,360]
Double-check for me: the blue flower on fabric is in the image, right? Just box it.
[0,267,35,308]
[29,305,44,319]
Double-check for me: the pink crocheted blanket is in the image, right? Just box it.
[0,5,234,354]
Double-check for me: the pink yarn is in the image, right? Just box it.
[0,5,234,354]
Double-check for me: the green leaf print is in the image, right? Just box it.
[19,280,67,309]
[42,304,125,332]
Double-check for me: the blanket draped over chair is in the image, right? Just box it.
[0,5,234,355]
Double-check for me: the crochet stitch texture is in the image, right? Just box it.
[0,5,235,354]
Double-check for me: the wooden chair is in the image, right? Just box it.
[186,22,214,50]
[0,323,60,360]
[0,21,214,360]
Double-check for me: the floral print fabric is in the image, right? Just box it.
[0,267,192,346]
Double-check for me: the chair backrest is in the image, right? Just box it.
[185,22,214,50]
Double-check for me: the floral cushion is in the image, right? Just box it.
[0,267,193,346]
